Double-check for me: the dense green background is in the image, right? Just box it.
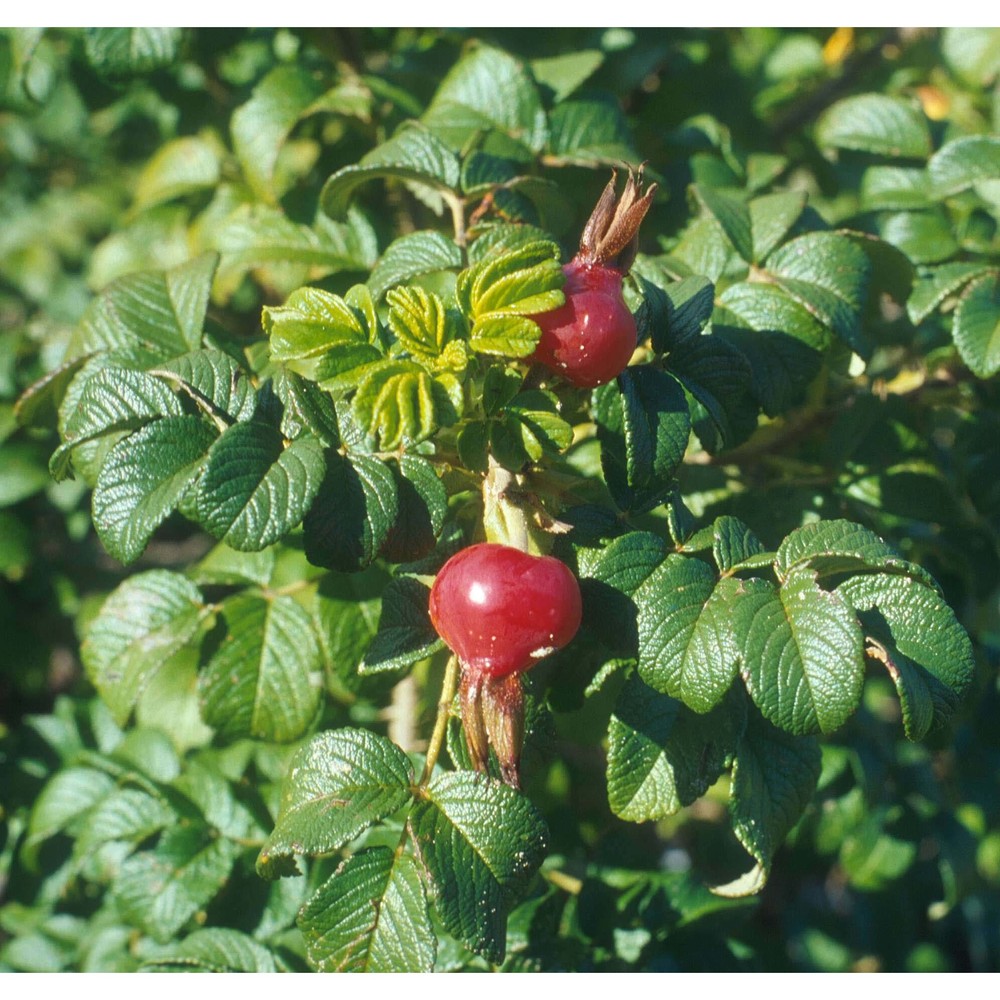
[1,27,999,971]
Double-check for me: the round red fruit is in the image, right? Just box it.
[530,257,636,388]
[429,543,582,678]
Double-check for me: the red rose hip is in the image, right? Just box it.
[429,542,582,679]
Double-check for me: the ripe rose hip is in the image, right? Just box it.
[429,542,582,679]
[531,167,657,388]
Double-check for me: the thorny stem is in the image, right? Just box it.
[418,654,460,787]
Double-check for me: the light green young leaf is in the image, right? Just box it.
[953,273,1000,378]
[636,556,742,712]
[231,65,325,203]
[815,93,931,158]
[264,285,373,364]
[299,848,435,972]
[321,122,461,219]
[82,571,212,725]
[257,729,414,878]
[195,422,325,551]
[531,49,603,101]
[303,452,399,572]
[133,134,223,212]
[369,230,463,301]
[411,771,548,964]
[199,592,323,743]
[734,570,865,736]
[714,711,821,898]
[838,572,975,739]
[386,286,455,361]
[607,675,745,822]
[93,414,217,564]
[360,577,444,674]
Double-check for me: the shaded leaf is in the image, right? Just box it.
[360,577,444,674]
[953,273,1000,378]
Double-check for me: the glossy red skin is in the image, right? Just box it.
[429,543,583,679]
[531,257,637,388]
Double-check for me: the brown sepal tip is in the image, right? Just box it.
[578,166,658,274]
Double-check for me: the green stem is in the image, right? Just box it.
[418,654,460,787]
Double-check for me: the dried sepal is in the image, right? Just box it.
[577,166,658,273]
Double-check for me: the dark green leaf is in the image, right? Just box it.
[880,209,959,265]
[303,452,398,572]
[776,518,938,590]
[369,231,463,301]
[196,422,325,551]
[411,771,548,964]
[636,556,742,712]
[693,184,753,263]
[380,455,447,563]
[273,368,340,448]
[838,573,975,739]
[141,929,279,973]
[257,729,414,878]
[815,94,931,158]
[199,592,323,743]
[154,349,256,423]
[607,674,745,822]
[299,847,435,972]
[93,415,217,564]
[321,122,460,219]
[748,190,806,262]
[907,262,995,325]
[953,273,1000,378]
[713,515,766,572]
[734,570,865,736]
[714,711,821,897]
[547,96,638,165]
[360,576,443,674]
[82,571,211,725]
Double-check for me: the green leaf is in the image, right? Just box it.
[606,675,745,822]
[907,262,995,325]
[272,368,340,447]
[594,367,690,514]
[547,96,638,165]
[411,771,548,964]
[92,414,217,564]
[352,359,458,450]
[748,190,806,262]
[714,711,821,897]
[154,349,257,423]
[27,767,116,849]
[860,166,930,211]
[815,94,931,158]
[838,573,975,739]
[112,824,240,942]
[360,577,444,674]
[693,184,753,263]
[713,515,766,572]
[199,592,322,743]
[953,273,1000,378]
[927,136,1000,199]
[13,354,92,430]
[381,454,447,563]
[299,847,435,972]
[67,253,218,364]
[386,286,455,361]
[264,285,373,365]
[133,135,223,212]
[141,929,279,973]
[461,240,564,358]
[880,209,959,265]
[231,65,325,203]
[631,269,716,353]
[776,518,938,590]
[82,571,211,725]
[303,452,398,572]
[321,122,460,219]
[424,44,547,155]
[83,27,181,77]
[734,569,865,736]
[73,788,176,860]
[635,556,742,712]
[53,366,184,478]
[369,230,463,301]
[195,422,325,551]
[257,729,414,878]
[765,232,871,357]
[530,49,603,102]
[942,26,1000,86]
